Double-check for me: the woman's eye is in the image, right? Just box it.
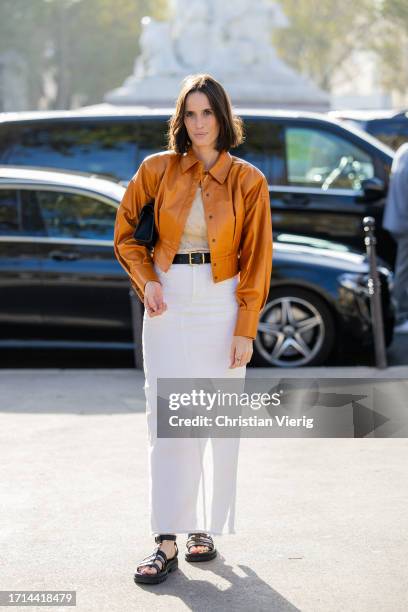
[185,110,212,116]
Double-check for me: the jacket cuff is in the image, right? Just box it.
[130,265,161,302]
[233,309,260,339]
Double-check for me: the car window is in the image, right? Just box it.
[0,188,46,236]
[233,119,285,184]
[21,190,117,239]
[20,190,46,236]
[0,116,285,184]
[284,127,375,190]
[0,122,141,183]
[0,189,19,235]
[134,119,170,165]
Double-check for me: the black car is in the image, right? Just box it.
[0,166,395,368]
[329,109,408,152]
[0,106,397,268]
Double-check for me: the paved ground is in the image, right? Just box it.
[1,366,408,611]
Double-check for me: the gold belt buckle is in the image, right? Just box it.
[188,252,205,265]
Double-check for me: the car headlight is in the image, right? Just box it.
[338,273,370,295]
[338,269,394,295]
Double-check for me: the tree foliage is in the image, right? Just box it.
[368,0,408,95]
[272,0,379,92]
[382,0,408,25]
[0,0,168,109]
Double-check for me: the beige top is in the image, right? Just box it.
[177,185,210,253]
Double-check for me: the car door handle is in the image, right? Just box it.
[49,250,80,261]
[282,194,310,206]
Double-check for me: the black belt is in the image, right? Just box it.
[172,251,211,264]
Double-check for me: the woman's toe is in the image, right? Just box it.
[190,545,208,553]
[138,565,157,574]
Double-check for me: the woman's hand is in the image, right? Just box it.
[229,336,253,368]
[144,281,167,317]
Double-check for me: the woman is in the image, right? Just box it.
[114,73,272,585]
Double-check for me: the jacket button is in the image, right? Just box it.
[213,263,216,267]
[212,238,216,242]
[214,275,218,279]
[206,193,210,196]
[209,214,213,219]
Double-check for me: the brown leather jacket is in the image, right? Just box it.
[113,146,273,339]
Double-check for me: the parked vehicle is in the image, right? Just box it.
[0,106,397,267]
[0,166,395,367]
[329,108,408,152]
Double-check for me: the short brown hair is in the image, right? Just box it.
[166,73,245,154]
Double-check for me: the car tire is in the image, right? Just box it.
[252,286,336,368]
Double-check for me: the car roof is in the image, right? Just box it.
[0,103,397,126]
[0,104,344,122]
[0,165,126,201]
[329,108,408,121]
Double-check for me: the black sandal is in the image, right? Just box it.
[134,534,178,584]
[185,532,217,562]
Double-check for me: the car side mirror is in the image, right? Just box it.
[361,177,386,201]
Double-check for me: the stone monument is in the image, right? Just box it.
[104,0,329,110]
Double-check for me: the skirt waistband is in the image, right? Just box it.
[173,252,211,265]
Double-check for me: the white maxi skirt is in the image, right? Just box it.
[142,260,246,536]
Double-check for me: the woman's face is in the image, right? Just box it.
[183,91,220,150]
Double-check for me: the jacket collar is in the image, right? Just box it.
[180,146,232,184]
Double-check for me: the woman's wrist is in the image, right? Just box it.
[145,280,162,289]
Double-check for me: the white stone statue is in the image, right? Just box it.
[103,0,329,109]
[207,0,301,81]
[171,0,212,70]
[133,16,183,77]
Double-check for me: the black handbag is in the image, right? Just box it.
[133,198,157,251]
